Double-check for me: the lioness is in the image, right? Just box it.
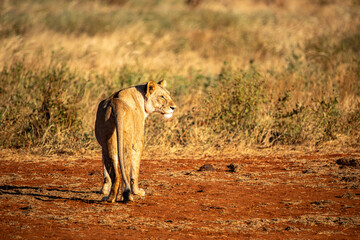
[95,80,176,203]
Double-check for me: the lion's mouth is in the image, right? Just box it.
[160,107,175,119]
[163,113,173,119]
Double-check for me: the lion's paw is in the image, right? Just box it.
[99,187,110,195]
[120,194,134,202]
[101,196,109,202]
[138,188,146,196]
[133,188,145,197]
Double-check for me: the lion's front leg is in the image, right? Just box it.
[99,148,112,195]
[99,160,111,195]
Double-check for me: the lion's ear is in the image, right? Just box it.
[158,80,167,87]
[146,81,157,97]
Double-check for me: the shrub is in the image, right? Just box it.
[204,64,267,143]
[0,62,87,152]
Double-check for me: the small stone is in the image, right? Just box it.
[339,192,356,199]
[20,206,32,210]
[336,157,360,169]
[227,163,239,172]
[198,164,215,172]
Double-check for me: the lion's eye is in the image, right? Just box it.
[161,96,166,100]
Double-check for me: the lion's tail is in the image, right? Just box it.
[114,104,131,203]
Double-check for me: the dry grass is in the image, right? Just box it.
[0,0,359,155]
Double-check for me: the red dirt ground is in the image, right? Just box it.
[0,150,359,239]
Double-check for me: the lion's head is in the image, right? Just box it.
[145,80,176,119]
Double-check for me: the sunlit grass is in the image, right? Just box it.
[0,0,359,154]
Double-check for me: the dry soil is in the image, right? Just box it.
[0,150,359,239]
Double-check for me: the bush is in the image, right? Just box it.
[204,64,267,144]
[0,63,87,152]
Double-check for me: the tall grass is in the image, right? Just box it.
[0,0,359,154]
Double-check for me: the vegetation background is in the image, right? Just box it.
[0,0,359,156]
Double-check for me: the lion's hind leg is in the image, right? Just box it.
[130,146,146,197]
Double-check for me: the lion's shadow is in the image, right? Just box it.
[0,184,102,204]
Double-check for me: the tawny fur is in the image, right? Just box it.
[95,80,176,203]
